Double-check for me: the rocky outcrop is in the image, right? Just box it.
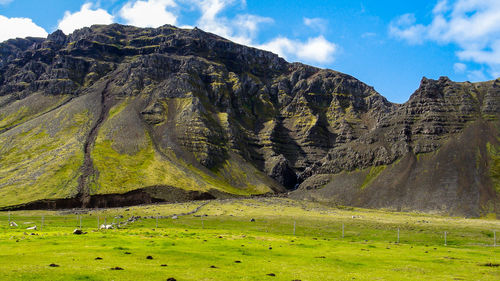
[0,24,499,216]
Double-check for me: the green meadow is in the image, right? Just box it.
[0,198,498,280]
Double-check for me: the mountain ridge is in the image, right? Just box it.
[0,24,498,216]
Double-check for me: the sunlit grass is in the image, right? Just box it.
[0,198,498,280]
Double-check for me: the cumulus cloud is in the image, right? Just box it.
[259,35,337,64]
[389,0,500,78]
[0,15,48,42]
[58,3,114,34]
[0,0,13,5]
[119,0,178,28]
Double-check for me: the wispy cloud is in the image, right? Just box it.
[303,17,328,33]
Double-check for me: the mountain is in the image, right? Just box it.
[0,24,498,216]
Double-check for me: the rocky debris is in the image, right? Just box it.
[161,264,167,267]
[111,267,124,270]
[171,215,178,220]
[266,273,276,277]
[49,264,59,267]
[9,222,18,227]
[250,218,256,222]
[26,226,37,230]
[72,229,86,235]
[166,278,177,281]
[95,257,103,260]
[146,256,153,260]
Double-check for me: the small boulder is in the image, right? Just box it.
[9,221,18,227]
[171,215,178,220]
[250,218,255,222]
[111,267,124,270]
[49,264,59,267]
[73,229,83,235]
[146,256,153,260]
[26,225,37,230]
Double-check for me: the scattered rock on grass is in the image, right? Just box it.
[161,264,167,267]
[167,278,176,281]
[124,252,131,255]
[73,229,86,235]
[234,260,241,263]
[95,257,103,260]
[146,256,153,260]
[111,267,124,270]
[482,263,500,267]
[266,273,276,276]
[210,265,217,268]
[49,264,59,267]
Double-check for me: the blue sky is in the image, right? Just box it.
[0,0,499,103]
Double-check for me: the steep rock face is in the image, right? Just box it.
[0,24,499,215]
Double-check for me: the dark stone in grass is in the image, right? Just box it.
[482,263,500,267]
[73,229,83,235]
[111,267,124,270]
[210,265,217,268]
[124,252,131,255]
[95,257,103,260]
[49,264,59,267]
[166,278,176,281]
[146,256,153,260]
[267,273,276,276]
[161,264,167,267]
[250,218,255,222]
[269,247,272,250]
[314,256,326,258]
[234,260,241,263]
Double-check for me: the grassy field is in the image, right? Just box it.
[0,198,498,280]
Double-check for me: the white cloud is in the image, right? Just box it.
[0,15,48,42]
[57,3,114,34]
[258,35,337,64]
[0,0,13,5]
[303,17,328,33]
[453,62,466,73]
[192,0,272,45]
[188,0,337,65]
[389,13,426,45]
[119,0,178,28]
[390,0,500,78]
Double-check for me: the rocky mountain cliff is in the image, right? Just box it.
[0,24,498,216]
